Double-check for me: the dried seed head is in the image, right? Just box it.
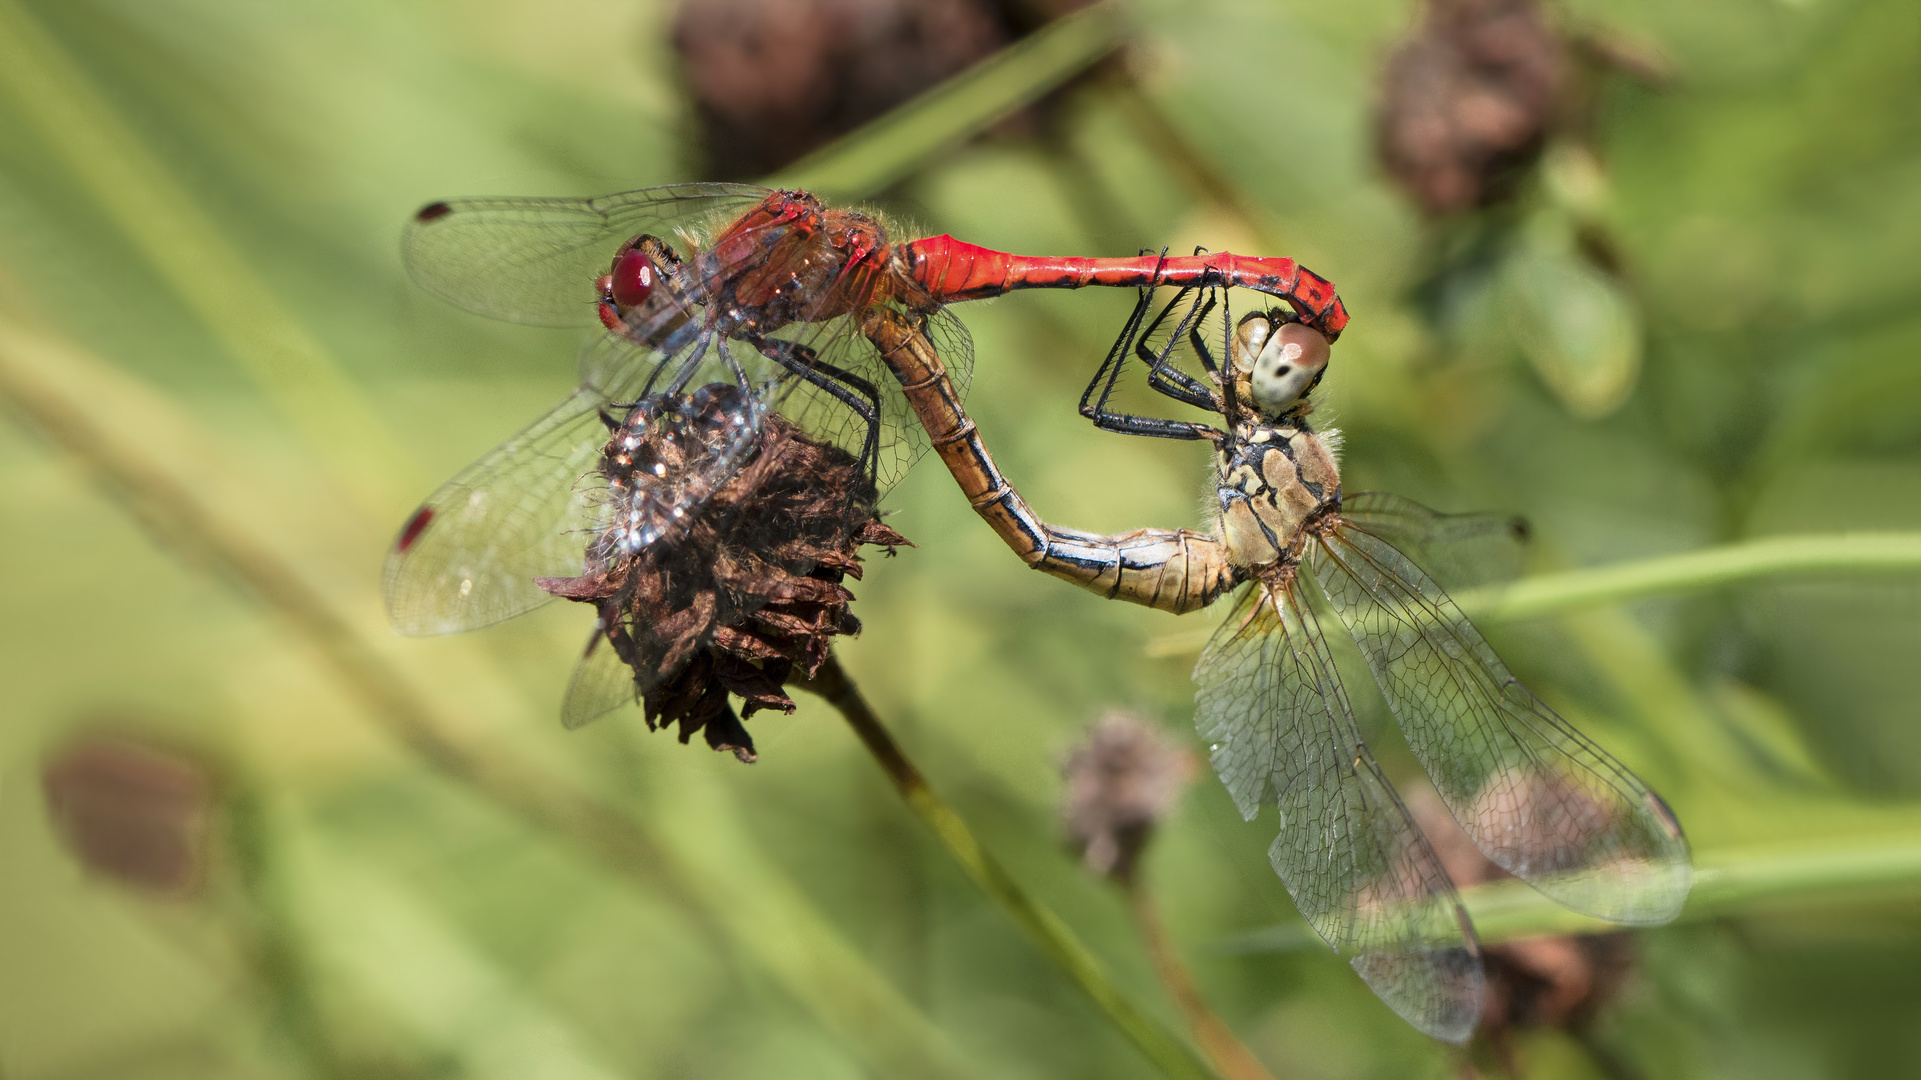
[539,389,908,762]
[672,0,1011,178]
[672,0,1099,178]
[1375,0,1568,215]
[42,733,214,896]
[1405,785,1635,1047]
[1061,712,1197,883]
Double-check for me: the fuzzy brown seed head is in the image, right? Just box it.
[673,0,1014,178]
[1060,712,1197,883]
[1375,0,1568,215]
[42,733,215,896]
[538,389,908,762]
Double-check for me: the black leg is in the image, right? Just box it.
[754,335,885,482]
[1077,281,1223,443]
[1139,290,1219,409]
[1185,293,1222,378]
[1078,286,1152,419]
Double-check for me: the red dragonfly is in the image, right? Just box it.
[385,183,1347,724]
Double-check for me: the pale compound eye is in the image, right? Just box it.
[1249,322,1330,414]
[1231,313,1273,374]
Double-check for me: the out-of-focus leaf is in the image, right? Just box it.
[1501,238,1643,419]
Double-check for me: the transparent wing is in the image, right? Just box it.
[580,303,966,504]
[383,386,621,635]
[1340,491,1529,592]
[383,328,768,637]
[401,183,769,326]
[1312,522,1692,925]
[561,629,639,730]
[1195,583,1484,1043]
[774,304,973,497]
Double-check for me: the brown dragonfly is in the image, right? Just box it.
[862,283,1692,1043]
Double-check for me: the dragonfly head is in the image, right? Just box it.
[1231,311,1330,418]
[596,236,679,331]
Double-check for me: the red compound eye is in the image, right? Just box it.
[609,249,656,309]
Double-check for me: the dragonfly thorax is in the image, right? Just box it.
[1213,418,1342,572]
[1210,309,1342,571]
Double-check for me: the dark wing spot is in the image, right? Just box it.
[396,506,435,553]
[414,201,453,223]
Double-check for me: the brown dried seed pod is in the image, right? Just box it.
[42,733,215,896]
[671,0,1100,178]
[539,389,907,762]
[1060,712,1197,883]
[1375,0,1569,215]
[673,0,1011,178]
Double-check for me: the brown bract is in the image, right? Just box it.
[539,407,906,763]
[1061,712,1197,883]
[1375,0,1568,215]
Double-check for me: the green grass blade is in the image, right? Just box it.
[1218,826,1921,952]
[0,0,420,514]
[1460,533,1921,623]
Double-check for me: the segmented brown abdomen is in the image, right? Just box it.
[861,307,1235,614]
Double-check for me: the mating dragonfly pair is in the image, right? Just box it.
[384,184,1690,1042]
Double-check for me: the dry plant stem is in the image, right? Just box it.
[796,656,1219,1080]
[0,333,975,1080]
[1120,878,1278,1080]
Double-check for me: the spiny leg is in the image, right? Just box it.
[1140,286,1220,409]
[753,334,885,482]
[1076,255,1164,421]
[1078,281,1222,442]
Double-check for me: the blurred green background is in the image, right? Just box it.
[2,0,1920,1077]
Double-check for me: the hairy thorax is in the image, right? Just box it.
[1214,418,1342,573]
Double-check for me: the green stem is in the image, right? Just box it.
[0,0,420,514]
[796,657,1219,1080]
[1220,826,1921,951]
[1458,532,1921,623]
[1148,532,1921,659]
